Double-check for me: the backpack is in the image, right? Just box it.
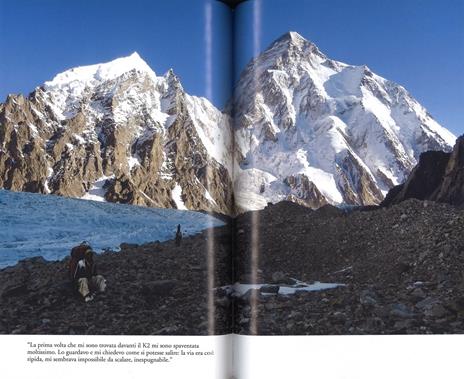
[69,242,91,281]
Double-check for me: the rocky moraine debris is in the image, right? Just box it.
[0,226,233,335]
[2,188,464,335]
[230,199,464,334]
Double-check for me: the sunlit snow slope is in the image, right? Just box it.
[234,32,456,211]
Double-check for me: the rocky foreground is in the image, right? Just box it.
[2,197,464,335]
[0,226,233,335]
[234,200,464,334]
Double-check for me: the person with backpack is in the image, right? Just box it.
[69,242,107,302]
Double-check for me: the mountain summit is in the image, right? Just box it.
[0,53,233,214]
[0,33,456,214]
[233,32,455,211]
[271,31,325,55]
[45,52,155,90]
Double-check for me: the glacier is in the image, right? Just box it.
[0,189,224,268]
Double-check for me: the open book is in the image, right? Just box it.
[1,0,463,377]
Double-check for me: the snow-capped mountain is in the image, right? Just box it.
[0,33,457,214]
[0,52,233,214]
[233,31,456,211]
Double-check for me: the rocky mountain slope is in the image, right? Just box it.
[382,135,464,207]
[0,53,233,214]
[0,33,457,214]
[234,32,456,211]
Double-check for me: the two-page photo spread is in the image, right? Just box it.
[1,0,463,378]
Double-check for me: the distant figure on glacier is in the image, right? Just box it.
[69,242,107,302]
[175,224,182,246]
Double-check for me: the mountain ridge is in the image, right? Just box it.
[0,33,456,213]
[0,52,234,214]
[233,31,455,211]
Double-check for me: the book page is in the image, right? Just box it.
[0,0,234,378]
[232,0,463,375]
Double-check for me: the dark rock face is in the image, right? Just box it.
[382,136,464,208]
[284,174,328,208]
[0,226,233,335]
[435,135,464,205]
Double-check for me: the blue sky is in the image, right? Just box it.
[0,0,233,107]
[0,0,462,135]
[236,0,464,135]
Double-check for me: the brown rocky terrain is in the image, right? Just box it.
[0,225,233,335]
[233,200,464,334]
[2,195,464,335]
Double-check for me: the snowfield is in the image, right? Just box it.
[0,190,224,268]
[231,280,345,296]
